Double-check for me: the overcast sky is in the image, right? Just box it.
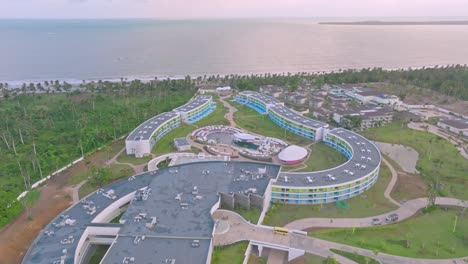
[1,0,468,19]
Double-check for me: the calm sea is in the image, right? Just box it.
[1,18,468,84]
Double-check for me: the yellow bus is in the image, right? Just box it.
[273,227,289,235]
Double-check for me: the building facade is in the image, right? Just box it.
[126,96,215,157]
[235,91,328,141]
[271,128,381,204]
[437,119,468,137]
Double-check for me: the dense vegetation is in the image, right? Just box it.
[0,79,195,227]
[192,65,468,99]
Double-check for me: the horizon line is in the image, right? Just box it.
[1,15,468,21]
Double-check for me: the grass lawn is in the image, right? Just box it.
[78,164,134,199]
[211,242,249,264]
[312,208,468,259]
[263,163,397,227]
[361,121,468,200]
[195,98,229,127]
[88,245,110,264]
[67,140,126,186]
[330,249,379,264]
[152,98,229,156]
[291,253,334,264]
[283,143,348,172]
[90,140,126,164]
[152,125,195,156]
[110,211,125,223]
[232,102,312,146]
[232,207,262,224]
[116,154,152,165]
[248,254,267,264]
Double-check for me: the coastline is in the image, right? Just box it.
[0,63,456,89]
[320,20,468,26]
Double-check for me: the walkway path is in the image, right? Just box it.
[213,210,357,264]
[105,146,144,174]
[382,158,401,207]
[284,197,467,230]
[408,122,468,159]
[219,95,238,127]
[65,180,87,204]
[214,209,468,264]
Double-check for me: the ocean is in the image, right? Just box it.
[1,18,468,85]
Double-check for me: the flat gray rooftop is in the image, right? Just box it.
[127,111,179,141]
[439,118,468,130]
[22,161,280,264]
[277,128,381,187]
[116,162,279,238]
[102,237,211,264]
[103,161,280,264]
[240,91,282,105]
[126,96,212,142]
[174,95,212,113]
[174,137,190,147]
[269,104,328,129]
[22,172,156,264]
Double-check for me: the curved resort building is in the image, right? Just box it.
[235,91,381,204]
[23,90,381,264]
[125,95,215,157]
[22,161,281,264]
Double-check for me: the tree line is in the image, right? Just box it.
[0,78,195,227]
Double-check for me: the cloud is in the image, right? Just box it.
[1,0,467,19]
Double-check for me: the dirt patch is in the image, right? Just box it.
[0,184,71,264]
[391,172,428,203]
[0,140,125,264]
[375,142,419,173]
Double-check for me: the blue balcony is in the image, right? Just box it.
[186,105,216,124]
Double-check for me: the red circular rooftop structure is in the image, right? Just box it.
[278,145,308,165]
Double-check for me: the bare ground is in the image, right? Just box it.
[391,171,428,203]
[0,140,125,264]
[0,183,71,264]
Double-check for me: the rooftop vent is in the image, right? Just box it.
[123,257,135,264]
[191,240,200,248]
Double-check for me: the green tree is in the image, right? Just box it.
[88,166,111,187]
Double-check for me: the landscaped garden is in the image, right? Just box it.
[312,207,468,259]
